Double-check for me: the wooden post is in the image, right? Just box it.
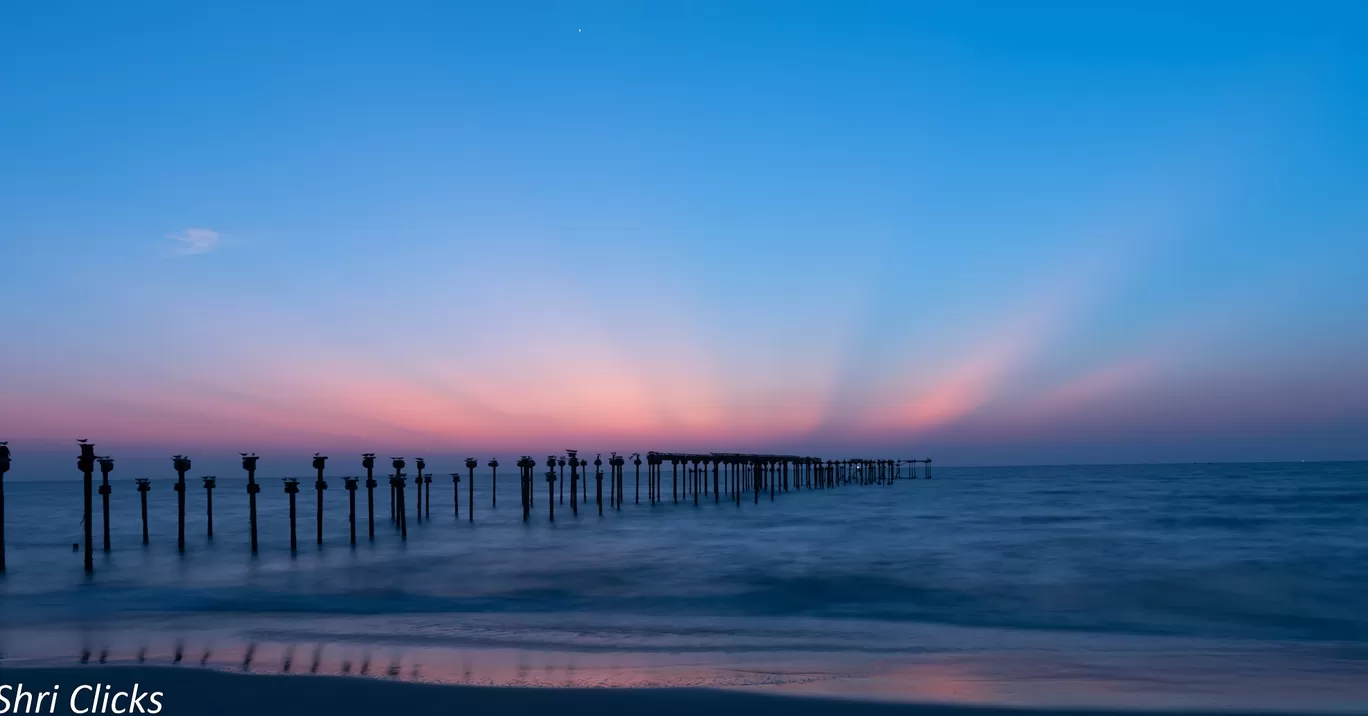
[390,458,407,540]
[397,470,408,540]
[343,476,359,545]
[632,453,641,505]
[465,458,478,522]
[171,454,191,555]
[594,454,604,516]
[242,453,261,553]
[424,462,433,519]
[135,478,151,545]
[546,456,558,522]
[284,478,300,553]
[78,441,96,573]
[413,458,425,523]
[547,469,557,521]
[568,451,579,516]
[201,476,216,538]
[449,472,461,519]
[312,454,328,545]
[516,456,535,522]
[97,457,114,551]
[612,454,624,510]
[488,458,500,509]
[362,454,377,541]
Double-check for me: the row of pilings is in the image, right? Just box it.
[0,441,931,574]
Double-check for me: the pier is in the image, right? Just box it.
[0,441,932,572]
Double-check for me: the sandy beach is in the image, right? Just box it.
[0,666,1300,716]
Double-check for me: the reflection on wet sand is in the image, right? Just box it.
[744,655,1368,712]
[2,627,1367,712]
[11,630,876,689]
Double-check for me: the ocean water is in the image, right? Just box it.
[1,462,1365,711]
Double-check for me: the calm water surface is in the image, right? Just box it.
[1,462,1364,711]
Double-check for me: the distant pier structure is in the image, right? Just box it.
[0,441,932,571]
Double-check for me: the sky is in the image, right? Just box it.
[1,1,1366,467]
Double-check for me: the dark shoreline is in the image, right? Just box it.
[0,666,1334,716]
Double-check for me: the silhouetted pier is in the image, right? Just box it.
[0,441,933,572]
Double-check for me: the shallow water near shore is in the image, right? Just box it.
[2,462,1366,711]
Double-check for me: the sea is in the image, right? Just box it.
[1,462,1364,712]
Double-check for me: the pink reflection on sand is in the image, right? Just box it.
[741,661,1006,705]
[6,627,1368,712]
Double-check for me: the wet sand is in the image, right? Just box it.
[0,666,1320,716]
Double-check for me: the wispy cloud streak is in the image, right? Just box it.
[166,228,220,256]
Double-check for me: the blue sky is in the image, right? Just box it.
[1,1,1365,464]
